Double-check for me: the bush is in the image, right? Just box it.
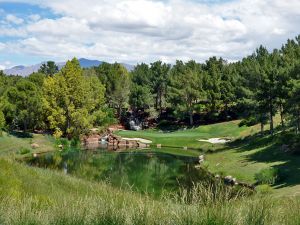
[157,120,172,128]
[255,168,279,185]
[157,119,180,131]
[70,138,80,147]
[18,147,31,155]
[239,117,257,127]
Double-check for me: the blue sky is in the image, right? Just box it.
[0,0,300,69]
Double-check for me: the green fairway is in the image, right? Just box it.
[116,120,258,150]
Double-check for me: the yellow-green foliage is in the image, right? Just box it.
[43,58,106,137]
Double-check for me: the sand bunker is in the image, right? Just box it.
[122,138,153,144]
[198,138,230,144]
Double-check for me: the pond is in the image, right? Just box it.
[26,149,215,197]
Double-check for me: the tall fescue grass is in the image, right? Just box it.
[0,158,300,225]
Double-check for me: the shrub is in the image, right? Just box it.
[239,117,257,127]
[255,168,279,185]
[18,147,31,155]
[70,138,80,147]
[53,128,63,139]
[157,119,179,130]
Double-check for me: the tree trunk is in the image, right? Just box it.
[23,120,27,132]
[224,102,228,120]
[269,100,274,135]
[280,103,284,128]
[155,94,158,111]
[296,109,300,135]
[118,103,122,120]
[260,122,264,136]
[189,110,193,126]
[159,90,162,115]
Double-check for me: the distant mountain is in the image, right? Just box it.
[78,58,103,68]
[3,58,134,76]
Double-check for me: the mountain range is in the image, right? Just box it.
[3,58,135,76]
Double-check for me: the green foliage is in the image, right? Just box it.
[38,61,59,76]
[43,58,106,137]
[3,79,44,131]
[96,63,130,117]
[239,117,258,127]
[0,35,300,140]
[254,168,279,185]
[18,147,31,155]
[168,60,204,125]
[0,111,5,135]
[149,61,170,112]
[129,84,152,109]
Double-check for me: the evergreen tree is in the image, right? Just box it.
[43,58,106,137]
[168,60,204,125]
[38,61,59,76]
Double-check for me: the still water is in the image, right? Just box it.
[27,149,212,197]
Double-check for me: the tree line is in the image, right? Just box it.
[0,35,299,138]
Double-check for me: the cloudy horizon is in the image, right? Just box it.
[0,0,300,69]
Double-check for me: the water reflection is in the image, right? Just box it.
[27,150,213,197]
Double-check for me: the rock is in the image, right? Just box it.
[224,175,237,185]
[198,155,205,164]
[85,135,101,144]
[157,144,162,148]
[199,159,204,164]
[138,142,147,148]
[31,143,39,149]
[117,140,127,146]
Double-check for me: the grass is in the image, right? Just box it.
[1,119,300,223]
[205,133,300,197]
[1,157,300,225]
[116,120,258,150]
[117,119,300,196]
[0,131,55,158]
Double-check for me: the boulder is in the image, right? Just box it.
[224,175,237,185]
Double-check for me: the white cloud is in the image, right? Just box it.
[0,60,12,70]
[1,0,300,64]
[5,14,24,25]
[28,14,41,22]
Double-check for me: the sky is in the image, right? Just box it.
[0,0,300,69]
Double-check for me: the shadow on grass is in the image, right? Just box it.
[9,131,33,138]
[225,132,300,190]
